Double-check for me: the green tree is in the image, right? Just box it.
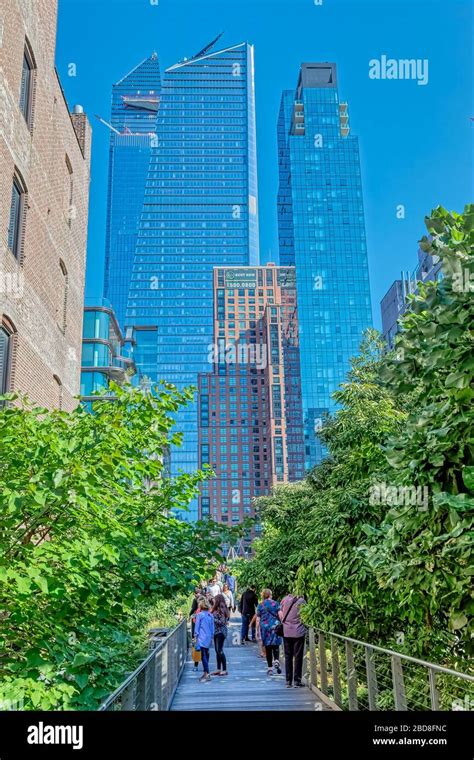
[242,205,473,669]
[241,330,408,643]
[364,205,474,657]
[0,382,230,709]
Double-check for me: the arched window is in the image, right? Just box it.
[58,260,68,333]
[65,155,74,227]
[8,169,27,261]
[0,316,17,401]
[19,37,37,130]
[53,374,64,411]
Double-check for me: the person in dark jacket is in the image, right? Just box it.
[238,586,259,643]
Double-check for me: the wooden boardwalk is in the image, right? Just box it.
[170,615,329,711]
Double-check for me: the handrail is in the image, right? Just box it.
[99,618,188,711]
[304,628,474,712]
[326,631,474,682]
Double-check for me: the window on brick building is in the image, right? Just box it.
[53,375,64,411]
[19,41,36,129]
[58,260,69,333]
[0,327,10,395]
[8,173,27,260]
[65,155,74,227]
[0,320,15,403]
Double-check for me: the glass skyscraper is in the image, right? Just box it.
[126,41,259,520]
[103,54,161,329]
[277,63,372,467]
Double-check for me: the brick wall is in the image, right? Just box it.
[0,0,91,411]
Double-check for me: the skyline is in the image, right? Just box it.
[1,0,473,725]
[56,0,474,330]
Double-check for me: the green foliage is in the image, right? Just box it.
[0,382,229,709]
[364,205,474,655]
[244,330,410,644]
[234,482,315,599]
[240,206,473,668]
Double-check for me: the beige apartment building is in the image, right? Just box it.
[0,0,91,410]
[198,265,305,548]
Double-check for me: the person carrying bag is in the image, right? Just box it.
[274,594,299,638]
[278,593,307,688]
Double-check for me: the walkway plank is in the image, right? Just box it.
[171,615,329,711]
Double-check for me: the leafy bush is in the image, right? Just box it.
[0,382,229,709]
[240,206,473,672]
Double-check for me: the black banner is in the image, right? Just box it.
[0,711,472,758]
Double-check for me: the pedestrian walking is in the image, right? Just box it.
[190,591,206,672]
[189,588,202,638]
[210,594,229,676]
[222,583,234,613]
[225,570,237,610]
[278,592,306,688]
[256,589,282,675]
[194,598,215,682]
[248,607,265,658]
[238,586,259,643]
[207,576,222,598]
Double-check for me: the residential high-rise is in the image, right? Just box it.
[277,63,372,467]
[126,40,259,521]
[102,54,161,330]
[0,0,91,410]
[197,264,304,549]
[381,246,442,350]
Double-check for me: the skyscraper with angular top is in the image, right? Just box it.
[103,54,161,330]
[126,40,259,520]
[277,63,372,467]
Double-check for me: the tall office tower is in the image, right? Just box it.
[197,265,304,550]
[126,40,259,521]
[102,54,161,329]
[277,63,372,467]
[1,0,91,410]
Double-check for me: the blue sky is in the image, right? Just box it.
[56,0,473,328]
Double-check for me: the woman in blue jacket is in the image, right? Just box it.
[194,598,215,682]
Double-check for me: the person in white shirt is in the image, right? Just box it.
[222,583,234,612]
[208,577,221,598]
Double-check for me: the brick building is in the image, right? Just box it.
[198,265,305,548]
[0,0,91,410]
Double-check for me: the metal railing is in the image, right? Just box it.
[99,619,188,711]
[305,629,474,711]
